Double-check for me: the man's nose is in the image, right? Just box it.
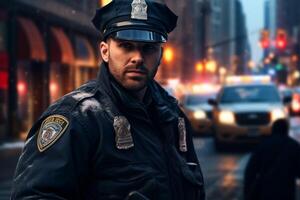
[130,49,144,65]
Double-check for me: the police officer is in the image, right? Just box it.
[11,0,205,199]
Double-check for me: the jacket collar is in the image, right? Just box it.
[97,62,179,123]
[97,63,149,110]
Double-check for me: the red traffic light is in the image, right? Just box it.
[259,29,270,49]
[260,39,270,49]
[275,29,287,49]
[276,38,287,49]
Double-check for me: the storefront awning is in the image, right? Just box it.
[17,17,46,61]
[50,27,74,65]
[75,36,97,67]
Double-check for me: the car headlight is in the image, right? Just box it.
[193,110,206,119]
[218,110,235,124]
[271,109,286,121]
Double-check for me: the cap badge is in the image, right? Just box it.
[178,117,187,152]
[37,115,69,152]
[113,116,134,150]
[131,0,148,20]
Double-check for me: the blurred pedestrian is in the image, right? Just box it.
[244,119,300,200]
[11,0,205,199]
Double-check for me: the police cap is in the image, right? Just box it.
[92,0,178,43]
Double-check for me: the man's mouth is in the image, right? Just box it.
[125,65,148,76]
[126,70,147,75]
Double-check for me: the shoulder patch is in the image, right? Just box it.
[37,115,69,152]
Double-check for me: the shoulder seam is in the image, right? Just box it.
[54,81,101,114]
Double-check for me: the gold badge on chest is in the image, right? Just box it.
[113,116,134,150]
[178,117,187,152]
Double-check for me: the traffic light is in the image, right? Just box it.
[275,63,284,71]
[275,29,287,50]
[259,29,270,49]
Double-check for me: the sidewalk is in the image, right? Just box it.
[0,141,24,200]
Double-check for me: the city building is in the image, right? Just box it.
[206,0,250,76]
[161,0,199,83]
[234,0,251,75]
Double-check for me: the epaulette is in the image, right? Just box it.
[34,80,101,152]
[40,80,100,119]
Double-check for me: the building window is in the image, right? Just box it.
[214,12,221,21]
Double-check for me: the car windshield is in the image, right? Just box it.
[220,85,281,103]
[184,94,214,106]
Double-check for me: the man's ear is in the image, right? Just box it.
[160,47,163,61]
[100,41,109,62]
[156,47,163,67]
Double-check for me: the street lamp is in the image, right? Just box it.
[206,60,217,73]
[196,62,204,72]
[163,47,174,63]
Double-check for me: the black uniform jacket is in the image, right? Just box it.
[11,64,205,200]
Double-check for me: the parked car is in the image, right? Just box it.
[180,92,215,136]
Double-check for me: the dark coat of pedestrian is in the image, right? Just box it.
[10,0,205,199]
[244,119,300,200]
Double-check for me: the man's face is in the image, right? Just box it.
[100,38,162,92]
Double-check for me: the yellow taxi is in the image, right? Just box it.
[208,76,290,149]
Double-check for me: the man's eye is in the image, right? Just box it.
[119,43,134,50]
[142,44,159,54]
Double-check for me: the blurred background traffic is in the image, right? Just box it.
[1,0,300,199]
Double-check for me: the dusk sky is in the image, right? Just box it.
[240,0,264,64]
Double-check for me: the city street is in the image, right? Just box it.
[195,117,300,200]
[0,118,300,200]
[194,138,247,200]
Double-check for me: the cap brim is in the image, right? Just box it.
[114,30,166,43]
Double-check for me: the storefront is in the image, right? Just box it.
[74,35,98,87]
[49,27,74,103]
[16,17,46,138]
[1,1,99,140]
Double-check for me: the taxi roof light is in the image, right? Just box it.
[225,75,271,85]
[189,83,220,94]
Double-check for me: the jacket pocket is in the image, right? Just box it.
[180,163,205,200]
[88,161,157,199]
